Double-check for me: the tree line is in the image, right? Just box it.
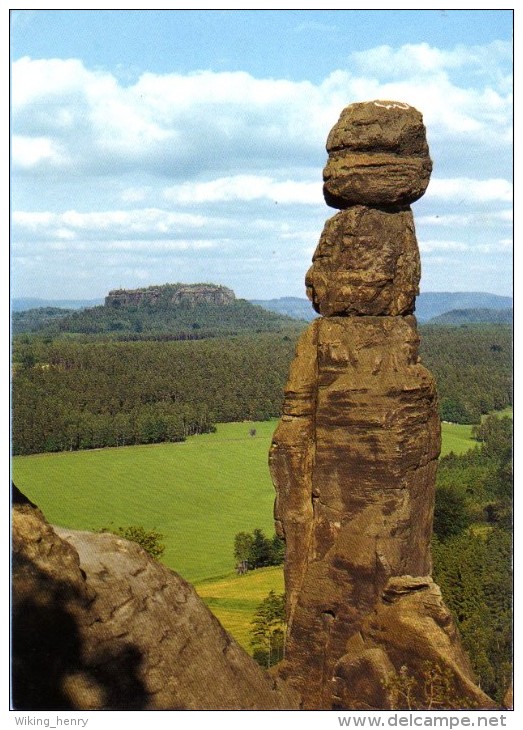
[12,324,511,456]
[12,334,296,455]
[420,324,512,424]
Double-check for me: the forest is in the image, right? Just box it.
[12,324,512,456]
[432,414,512,702]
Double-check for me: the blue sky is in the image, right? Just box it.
[10,8,513,300]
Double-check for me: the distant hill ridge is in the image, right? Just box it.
[251,291,513,323]
[12,289,513,335]
[427,308,513,326]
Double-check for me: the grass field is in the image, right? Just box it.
[195,566,284,652]
[12,420,279,583]
[440,421,475,457]
[11,417,484,654]
[12,418,477,584]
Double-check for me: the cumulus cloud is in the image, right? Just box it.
[12,58,327,177]
[426,177,513,203]
[11,42,512,181]
[163,175,322,205]
[11,135,67,169]
[11,40,512,299]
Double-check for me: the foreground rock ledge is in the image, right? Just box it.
[12,492,298,711]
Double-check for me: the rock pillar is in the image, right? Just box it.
[269,101,494,710]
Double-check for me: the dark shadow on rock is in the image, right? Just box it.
[12,539,149,710]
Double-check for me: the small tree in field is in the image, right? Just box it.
[250,591,286,668]
[234,531,254,574]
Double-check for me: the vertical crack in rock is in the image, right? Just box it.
[270,100,497,710]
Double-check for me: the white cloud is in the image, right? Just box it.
[163,175,322,205]
[426,177,513,203]
[11,56,92,108]
[12,209,208,241]
[10,40,512,299]
[351,41,512,78]
[102,240,216,252]
[11,135,67,168]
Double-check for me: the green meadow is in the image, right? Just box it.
[195,566,285,652]
[12,419,476,583]
[12,420,279,583]
[440,421,475,457]
[12,418,480,652]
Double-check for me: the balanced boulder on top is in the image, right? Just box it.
[323,100,432,208]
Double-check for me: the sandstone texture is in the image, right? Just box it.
[12,490,298,710]
[323,101,432,208]
[270,100,489,710]
[270,316,440,708]
[305,206,420,316]
[332,577,497,710]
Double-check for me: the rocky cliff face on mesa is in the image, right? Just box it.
[105,283,236,308]
[269,101,496,710]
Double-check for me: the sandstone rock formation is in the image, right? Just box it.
[332,577,496,710]
[322,101,432,209]
[269,100,490,710]
[105,283,236,308]
[305,206,420,317]
[12,488,298,710]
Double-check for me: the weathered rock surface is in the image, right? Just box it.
[172,284,236,306]
[323,101,432,208]
[270,316,440,708]
[270,100,490,710]
[12,491,298,710]
[332,576,497,710]
[305,206,420,316]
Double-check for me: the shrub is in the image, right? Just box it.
[102,524,165,560]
